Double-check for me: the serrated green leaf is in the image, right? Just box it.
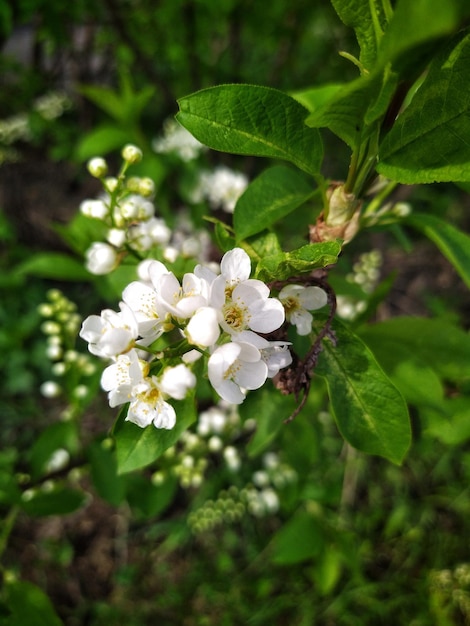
[4,580,63,626]
[378,30,470,183]
[406,212,470,289]
[358,317,470,382]
[315,319,411,464]
[115,396,196,474]
[234,165,315,241]
[177,84,323,176]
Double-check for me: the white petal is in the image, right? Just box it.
[248,298,285,333]
[235,359,268,390]
[291,309,313,335]
[220,247,251,282]
[186,307,221,347]
[299,286,328,310]
[153,400,177,429]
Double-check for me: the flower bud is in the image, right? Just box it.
[85,242,118,275]
[87,157,108,178]
[138,177,155,197]
[122,144,142,164]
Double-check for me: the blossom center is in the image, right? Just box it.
[223,302,249,331]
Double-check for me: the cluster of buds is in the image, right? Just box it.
[187,451,297,534]
[80,145,171,275]
[79,247,328,431]
[190,165,249,214]
[38,289,97,411]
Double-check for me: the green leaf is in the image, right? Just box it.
[406,212,470,289]
[14,253,90,281]
[306,70,397,148]
[330,0,388,70]
[358,317,470,382]
[88,441,125,507]
[177,84,323,176]
[29,422,79,480]
[378,30,470,183]
[379,0,459,67]
[20,486,86,517]
[74,124,132,161]
[254,241,341,282]
[234,165,315,241]
[241,387,298,457]
[115,396,196,474]
[315,319,411,464]
[290,84,343,113]
[270,507,323,565]
[3,580,63,626]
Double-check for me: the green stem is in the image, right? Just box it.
[363,180,398,216]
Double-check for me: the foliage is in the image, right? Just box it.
[1,1,470,625]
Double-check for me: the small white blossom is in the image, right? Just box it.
[279,284,328,335]
[208,341,268,404]
[79,303,139,358]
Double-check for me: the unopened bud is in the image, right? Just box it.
[122,144,142,164]
[87,157,108,178]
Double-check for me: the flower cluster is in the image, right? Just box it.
[190,165,249,213]
[80,247,294,430]
[152,118,205,162]
[80,146,172,275]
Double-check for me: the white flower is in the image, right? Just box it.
[217,282,285,337]
[79,303,138,358]
[279,284,328,335]
[122,280,167,342]
[101,352,194,429]
[208,341,268,404]
[156,271,209,319]
[85,242,118,275]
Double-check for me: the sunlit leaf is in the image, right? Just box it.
[234,165,315,241]
[115,396,196,474]
[177,84,323,176]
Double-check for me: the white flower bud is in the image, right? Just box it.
[107,228,127,247]
[85,242,118,275]
[104,177,119,193]
[122,144,142,164]
[139,177,155,197]
[87,157,108,178]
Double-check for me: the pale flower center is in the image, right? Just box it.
[281,295,300,318]
[223,302,249,331]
